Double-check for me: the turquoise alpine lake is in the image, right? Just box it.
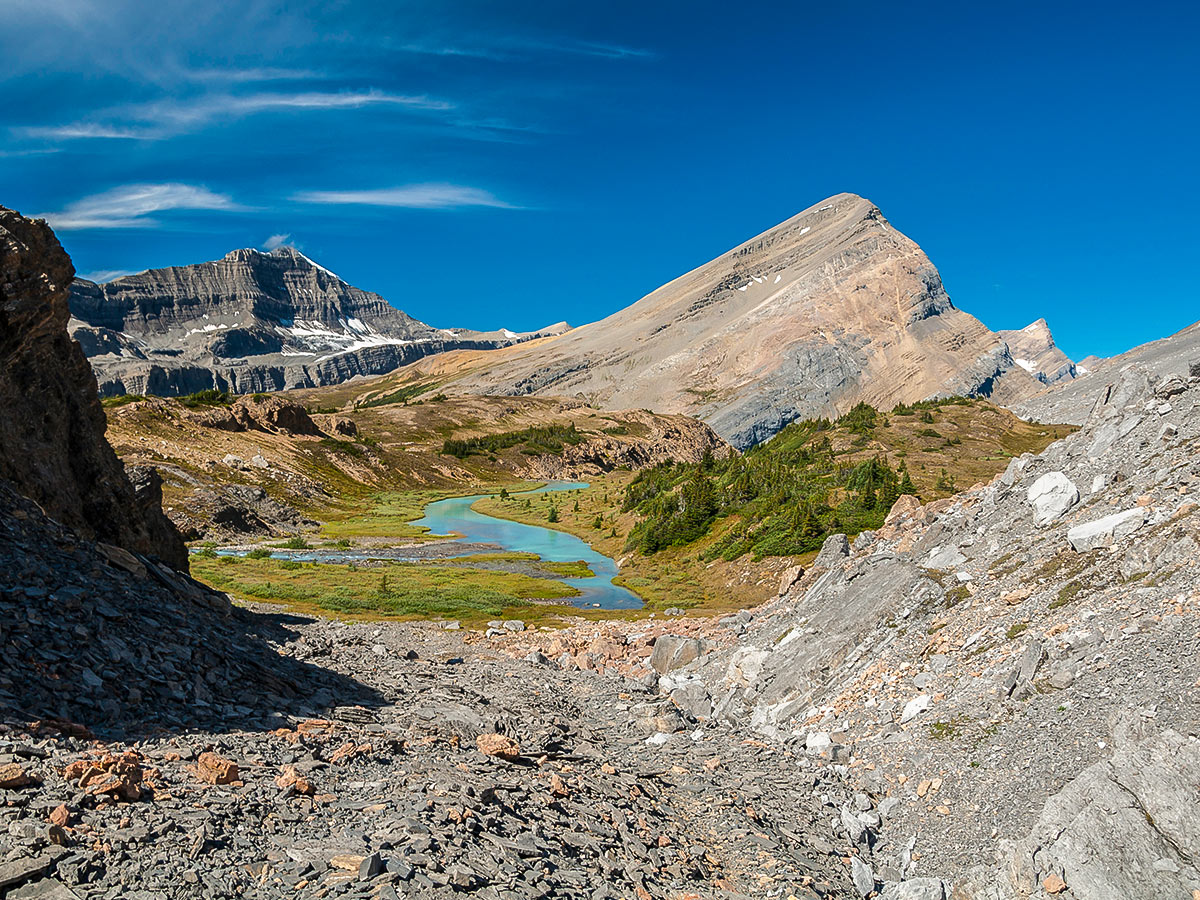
[209,483,642,610]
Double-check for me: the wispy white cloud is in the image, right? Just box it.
[292,183,517,210]
[39,182,243,229]
[396,36,655,62]
[0,146,62,158]
[558,40,656,60]
[19,89,453,142]
[77,268,140,282]
[262,232,292,250]
[21,123,146,141]
[181,66,322,84]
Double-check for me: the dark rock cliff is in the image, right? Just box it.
[0,205,187,569]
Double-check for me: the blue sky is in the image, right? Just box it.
[1,0,1196,359]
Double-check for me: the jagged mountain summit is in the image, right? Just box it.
[997,317,1077,385]
[68,245,567,397]
[390,193,1044,447]
[1016,316,1200,424]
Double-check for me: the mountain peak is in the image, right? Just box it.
[999,318,1075,386]
[412,193,1041,447]
[215,245,342,280]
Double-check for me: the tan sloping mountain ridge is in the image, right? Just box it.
[394,192,1043,447]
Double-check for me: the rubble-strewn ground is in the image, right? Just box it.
[475,364,1200,899]
[1,607,877,900]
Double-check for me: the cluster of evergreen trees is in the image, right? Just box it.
[443,423,583,459]
[623,404,919,560]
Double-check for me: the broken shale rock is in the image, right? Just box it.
[0,205,186,569]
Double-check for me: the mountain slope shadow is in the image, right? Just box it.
[0,482,383,741]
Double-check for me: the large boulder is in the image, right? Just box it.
[814,533,851,568]
[885,494,923,525]
[649,635,705,674]
[1067,508,1147,552]
[1027,472,1080,525]
[0,206,186,569]
[778,565,805,596]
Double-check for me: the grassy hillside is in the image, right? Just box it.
[619,397,1075,561]
[104,388,718,540]
[474,398,1074,611]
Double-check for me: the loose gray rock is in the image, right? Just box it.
[880,878,948,900]
[851,856,875,896]
[649,635,705,674]
[815,533,851,568]
[1027,472,1080,525]
[1067,508,1147,551]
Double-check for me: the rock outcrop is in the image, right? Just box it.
[520,409,730,480]
[68,246,568,397]
[0,205,186,569]
[195,394,326,436]
[1015,316,1200,424]
[392,193,1043,447]
[665,363,1200,895]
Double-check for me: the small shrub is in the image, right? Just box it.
[1050,580,1086,609]
[944,584,971,607]
[929,719,963,740]
[179,388,233,408]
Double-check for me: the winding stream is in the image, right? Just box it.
[217,483,642,610]
[409,482,642,610]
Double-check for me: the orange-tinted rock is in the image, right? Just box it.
[476,733,521,761]
[0,762,35,789]
[196,752,239,785]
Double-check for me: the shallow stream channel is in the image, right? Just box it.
[218,482,643,610]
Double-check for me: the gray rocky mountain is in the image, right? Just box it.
[1016,316,1200,424]
[68,246,567,397]
[391,193,1044,447]
[636,362,1200,898]
[996,317,1076,385]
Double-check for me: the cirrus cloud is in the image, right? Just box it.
[19,90,453,142]
[39,182,243,229]
[292,183,518,210]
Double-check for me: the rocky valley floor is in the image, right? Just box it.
[1,606,876,900]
